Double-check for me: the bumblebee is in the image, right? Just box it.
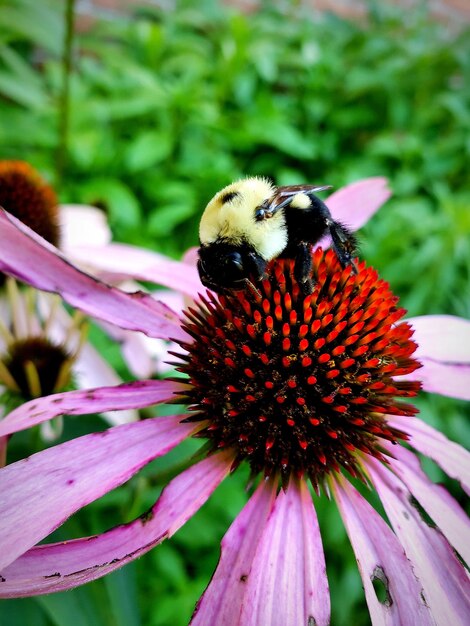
[197,177,357,295]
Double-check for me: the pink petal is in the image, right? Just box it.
[183,246,199,267]
[74,342,139,425]
[326,177,391,230]
[387,415,470,495]
[0,414,194,571]
[120,331,160,377]
[0,379,184,437]
[239,480,330,626]
[333,477,433,626]
[407,315,470,363]
[410,357,470,400]
[0,452,232,597]
[69,243,202,299]
[60,204,112,250]
[97,314,181,378]
[403,315,470,400]
[368,458,470,626]
[382,442,470,564]
[0,210,186,342]
[191,478,278,625]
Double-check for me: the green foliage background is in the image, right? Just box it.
[0,1,469,625]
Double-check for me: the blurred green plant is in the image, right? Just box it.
[1,0,469,317]
[0,1,469,626]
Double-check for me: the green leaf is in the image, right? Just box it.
[0,598,49,626]
[147,202,194,236]
[0,45,49,108]
[125,131,173,172]
[80,179,142,231]
[104,564,141,626]
[0,0,63,54]
[34,588,102,626]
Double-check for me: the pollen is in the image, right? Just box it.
[174,249,422,488]
[0,160,60,247]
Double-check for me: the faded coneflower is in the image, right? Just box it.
[0,180,468,625]
[0,277,86,401]
[0,160,138,438]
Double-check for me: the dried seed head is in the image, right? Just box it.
[4,337,72,399]
[0,285,87,402]
[0,160,59,246]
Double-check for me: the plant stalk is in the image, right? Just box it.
[56,0,76,190]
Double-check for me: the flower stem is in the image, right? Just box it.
[56,0,76,190]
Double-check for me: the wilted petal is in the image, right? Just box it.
[0,452,232,596]
[68,243,202,299]
[0,435,7,467]
[0,282,31,338]
[383,443,470,563]
[0,379,184,436]
[333,477,433,626]
[0,415,194,571]
[0,210,186,341]
[60,204,112,250]
[369,458,470,626]
[239,480,330,626]
[326,177,391,230]
[191,478,277,625]
[387,415,470,495]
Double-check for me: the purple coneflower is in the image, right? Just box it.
[0,179,468,625]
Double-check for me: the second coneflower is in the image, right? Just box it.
[0,160,138,440]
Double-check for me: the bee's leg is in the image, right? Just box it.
[294,242,314,294]
[243,279,262,300]
[247,252,267,282]
[326,219,358,272]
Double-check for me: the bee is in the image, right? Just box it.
[197,177,357,295]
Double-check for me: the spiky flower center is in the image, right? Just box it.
[0,160,59,247]
[174,249,421,486]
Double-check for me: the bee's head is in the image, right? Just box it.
[198,178,287,289]
[197,241,266,294]
[199,177,275,241]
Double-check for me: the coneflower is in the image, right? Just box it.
[0,160,138,441]
[0,181,467,625]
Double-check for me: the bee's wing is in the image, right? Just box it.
[276,184,332,198]
[256,184,333,219]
